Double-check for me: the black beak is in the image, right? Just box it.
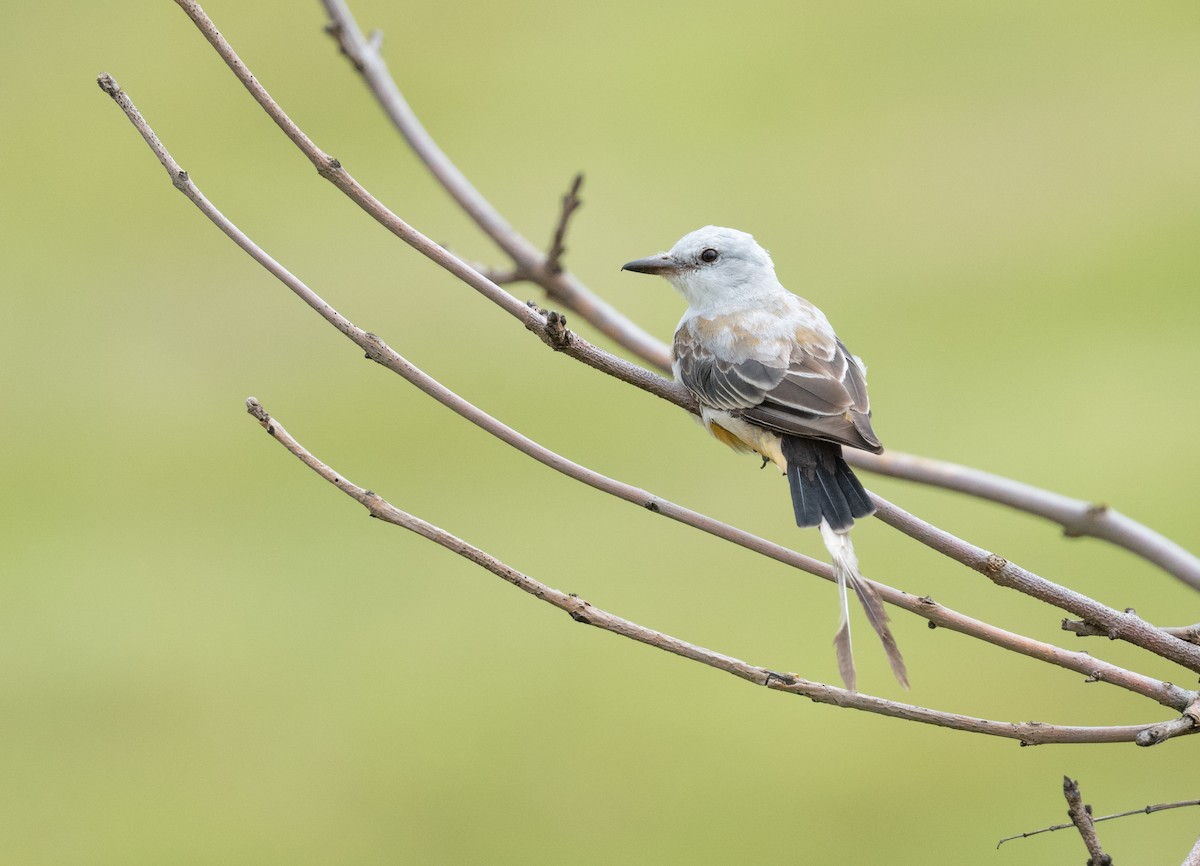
[621,253,678,276]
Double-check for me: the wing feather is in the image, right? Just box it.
[674,320,882,453]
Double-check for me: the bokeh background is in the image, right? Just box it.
[4,1,1198,862]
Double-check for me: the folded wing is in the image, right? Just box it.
[674,319,882,454]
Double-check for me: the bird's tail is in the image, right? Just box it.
[781,435,907,691]
[818,522,909,692]
[780,436,874,532]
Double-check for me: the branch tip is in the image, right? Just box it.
[97,72,120,96]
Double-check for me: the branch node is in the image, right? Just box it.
[566,594,593,625]
[1063,502,1110,538]
[917,595,938,627]
[983,553,1008,578]
[317,155,343,180]
[361,331,389,363]
[542,310,572,349]
[764,670,797,687]
[1136,726,1166,746]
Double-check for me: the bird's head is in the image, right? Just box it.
[622,225,780,311]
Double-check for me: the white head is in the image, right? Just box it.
[622,226,781,311]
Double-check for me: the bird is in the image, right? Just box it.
[622,225,907,692]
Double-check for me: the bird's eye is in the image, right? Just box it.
[700,248,719,263]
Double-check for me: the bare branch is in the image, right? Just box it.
[318,0,673,369]
[1063,776,1113,865]
[243,397,1192,746]
[95,71,1199,715]
[850,449,1200,592]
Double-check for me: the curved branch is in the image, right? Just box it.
[849,449,1200,592]
[245,397,1194,747]
[95,70,1199,712]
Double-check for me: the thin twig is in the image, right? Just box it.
[850,449,1200,592]
[998,798,1200,848]
[544,173,583,275]
[1063,776,1113,865]
[318,0,673,369]
[242,398,1190,745]
[94,71,1200,715]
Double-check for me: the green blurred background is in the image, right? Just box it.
[3,1,1198,862]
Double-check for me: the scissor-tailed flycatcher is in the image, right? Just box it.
[623,225,906,691]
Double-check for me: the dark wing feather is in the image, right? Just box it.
[674,323,882,454]
[673,328,787,410]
